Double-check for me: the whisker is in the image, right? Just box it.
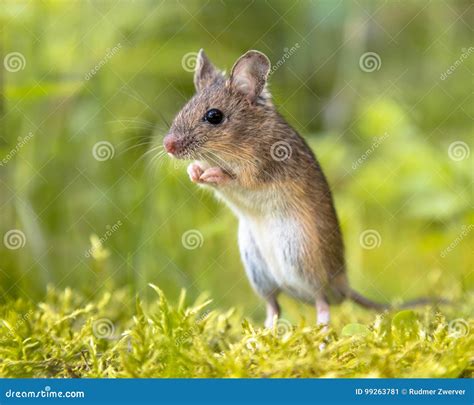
[107,119,156,128]
[204,150,232,170]
[115,118,153,124]
[120,140,155,151]
[140,146,165,161]
[200,146,276,181]
[156,110,171,128]
[118,88,156,115]
[206,147,256,168]
[146,151,167,174]
[143,145,164,154]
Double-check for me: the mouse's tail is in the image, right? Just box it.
[347,289,390,311]
[347,288,449,311]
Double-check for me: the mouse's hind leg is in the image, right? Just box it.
[238,221,280,328]
[315,293,330,350]
[264,295,280,328]
[315,292,330,327]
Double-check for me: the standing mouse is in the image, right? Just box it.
[163,49,434,327]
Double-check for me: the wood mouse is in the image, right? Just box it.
[163,49,440,327]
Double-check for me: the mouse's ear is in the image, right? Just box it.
[229,50,271,104]
[194,49,219,92]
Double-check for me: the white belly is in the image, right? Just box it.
[247,216,316,302]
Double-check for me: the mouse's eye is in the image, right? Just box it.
[203,108,224,125]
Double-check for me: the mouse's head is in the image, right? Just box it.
[164,49,273,168]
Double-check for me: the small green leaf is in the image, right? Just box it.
[341,323,370,337]
[392,310,420,341]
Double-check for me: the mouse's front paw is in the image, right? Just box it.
[187,162,205,183]
[199,167,231,186]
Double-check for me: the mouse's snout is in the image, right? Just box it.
[163,131,200,158]
[163,133,178,155]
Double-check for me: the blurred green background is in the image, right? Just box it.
[0,0,472,323]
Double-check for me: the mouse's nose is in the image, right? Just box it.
[163,134,178,155]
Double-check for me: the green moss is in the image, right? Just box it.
[0,285,472,378]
